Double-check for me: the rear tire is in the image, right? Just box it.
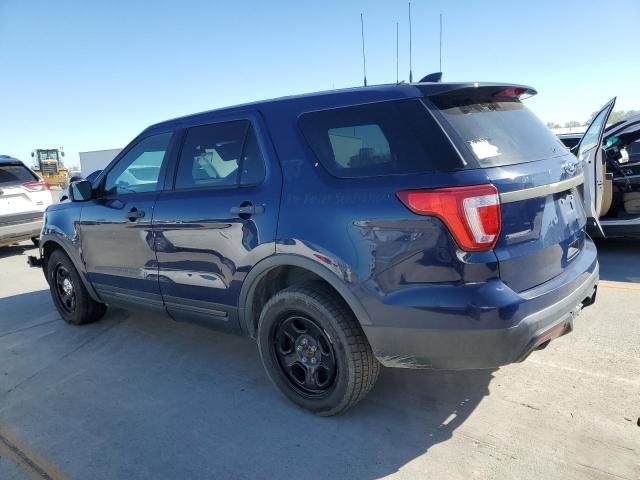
[47,250,106,325]
[257,283,380,416]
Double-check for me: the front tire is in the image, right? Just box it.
[47,250,106,325]
[257,284,380,416]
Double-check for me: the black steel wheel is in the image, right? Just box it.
[47,249,106,325]
[257,283,380,416]
[54,264,76,313]
[272,314,337,397]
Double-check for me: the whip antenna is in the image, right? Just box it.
[396,22,399,83]
[360,13,367,87]
[439,13,443,73]
[408,3,413,83]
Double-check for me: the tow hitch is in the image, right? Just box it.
[27,256,43,268]
[581,286,598,307]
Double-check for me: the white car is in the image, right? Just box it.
[0,155,53,247]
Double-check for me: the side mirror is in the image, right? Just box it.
[86,170,103,183]
[69,180,93,202]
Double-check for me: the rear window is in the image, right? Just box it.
[298,99,462,178]
[429,95,566,167]
[0,164,37,187]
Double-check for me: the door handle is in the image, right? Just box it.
[125,208,145,222]
[229,202,265,217]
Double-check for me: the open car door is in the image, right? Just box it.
[575,97,616,236]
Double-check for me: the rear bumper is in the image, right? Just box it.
[361,240,599,370]
[0,219,43,247]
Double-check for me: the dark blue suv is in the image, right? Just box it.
[33,82,598,415]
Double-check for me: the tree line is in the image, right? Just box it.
[546,109,639,129]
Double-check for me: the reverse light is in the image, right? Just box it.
[22,180,50,192]
[396,184,501,251]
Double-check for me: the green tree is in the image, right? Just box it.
[564,120,581,128]
[546,121,561,129]
[585,109,639,126]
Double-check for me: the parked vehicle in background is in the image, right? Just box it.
[558,133,583,151]
[31,148,69,188]
[559,107,640,237]
[0,155,52,247]
[79,148,122,178]
[31,82,598,415]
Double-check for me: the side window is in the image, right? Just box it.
[328,125,391,168]
[175,121,265,189]
[577,108,609,160]
[104,132,172,195]
[298,99,461,177]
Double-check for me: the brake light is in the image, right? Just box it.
[493,87,533,100]
[22,180,50,192]
[396,184,501,251]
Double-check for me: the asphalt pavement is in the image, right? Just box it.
[0,240,638,480]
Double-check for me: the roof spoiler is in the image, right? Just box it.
[418,82,537,100]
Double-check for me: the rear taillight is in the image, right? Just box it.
[396,184,501,251]
[22,181,50,192]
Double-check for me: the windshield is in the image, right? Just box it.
[429,96,566,168]
[38,150,59,161]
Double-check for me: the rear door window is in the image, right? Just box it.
[298,99,462,178]
[175,121,265,189]
[0,164,37,187]
[429,95,567,167]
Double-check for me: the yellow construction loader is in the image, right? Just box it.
[31,148,69,188]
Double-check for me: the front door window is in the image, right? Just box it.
[104,132,172,195]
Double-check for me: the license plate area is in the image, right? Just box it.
[557,191,580,225]
[0,194,31,213]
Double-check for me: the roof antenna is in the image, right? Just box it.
[408,2,413,83]
[396,22,399,84]
[360,13,367,87]
[439,13,443,74]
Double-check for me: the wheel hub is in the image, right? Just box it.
[295,335,320,363]
[62,278,73,295]
[272,315,337,397]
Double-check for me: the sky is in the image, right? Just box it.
[1,0,639,168]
